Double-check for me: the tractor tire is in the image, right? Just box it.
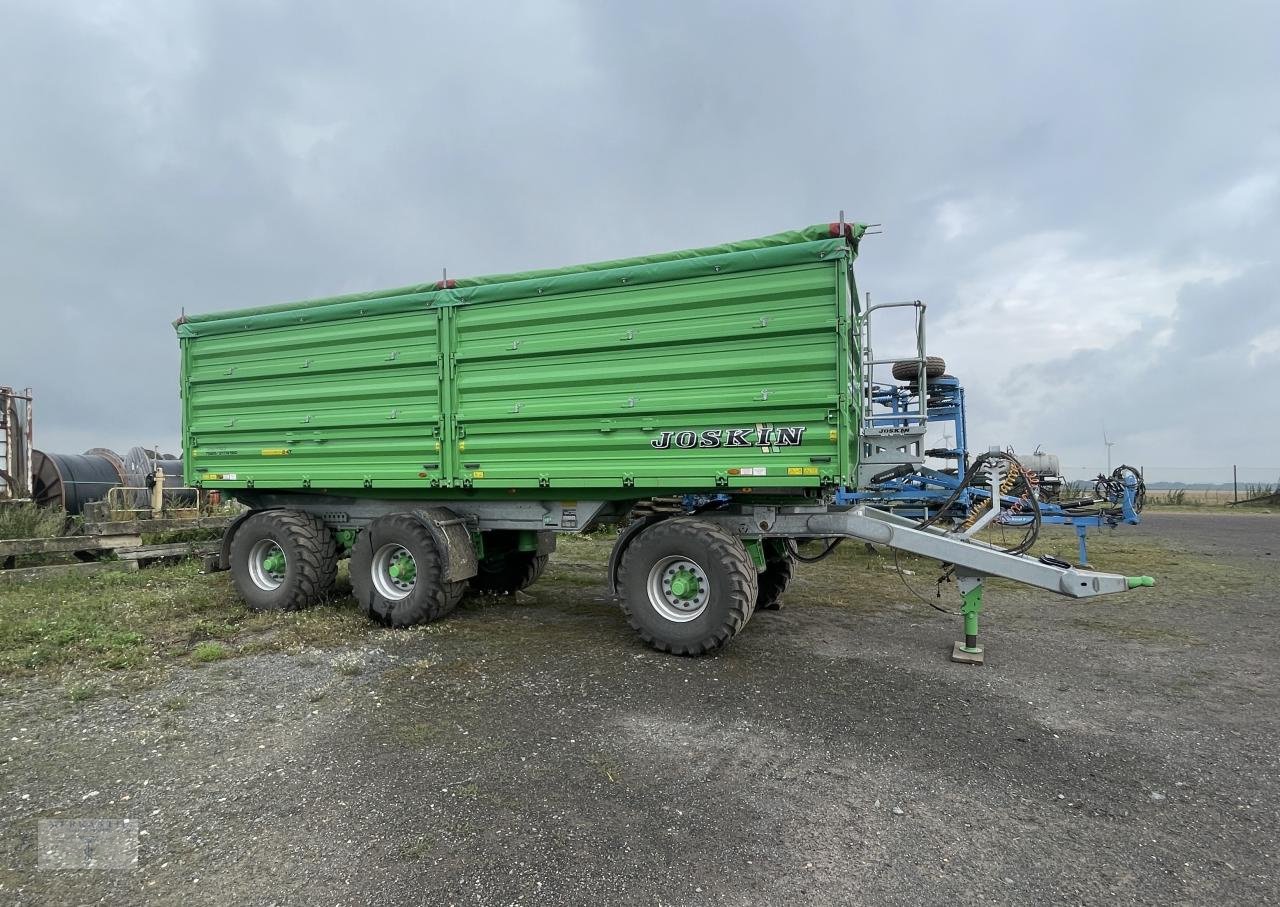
[469,552,549,595]
[891,356,947,382]
[755,541,795,611]
[350,513,465,627]
[617,517,758,656]
[229,510,338,612]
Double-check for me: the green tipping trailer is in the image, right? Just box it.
[177,220,1151,659]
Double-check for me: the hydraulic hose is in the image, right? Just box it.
[786,537,845,563]
[914,450,1041,555]
[1094,465,1146,513]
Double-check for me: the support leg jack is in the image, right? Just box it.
[951,575,985,665]
[1075,522,1094,570]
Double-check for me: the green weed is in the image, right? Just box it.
[192,641,229,662]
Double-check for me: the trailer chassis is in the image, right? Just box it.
[217,488,1152,664]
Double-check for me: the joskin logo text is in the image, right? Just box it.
[650,426,805,450]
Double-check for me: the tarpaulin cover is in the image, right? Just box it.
[175,222,866,337]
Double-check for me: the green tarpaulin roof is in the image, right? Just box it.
[176,222,866,336]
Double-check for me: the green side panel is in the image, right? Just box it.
[451,259,853,491]
[183,310,443,489]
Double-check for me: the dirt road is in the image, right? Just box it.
[2,512,1277,905]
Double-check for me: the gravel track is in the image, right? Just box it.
[2,512,1277,905]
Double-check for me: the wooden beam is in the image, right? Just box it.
[115,541,221,561]
[0,560,140,586]
[0,535,143,558]
[80,517,235,535]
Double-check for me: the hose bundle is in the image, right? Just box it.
[915,450,1042,555]
[1093,465,1146,514]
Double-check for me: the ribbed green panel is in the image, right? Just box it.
[452,261,850,490]
[180,229,866,497]
[184,311,443,488]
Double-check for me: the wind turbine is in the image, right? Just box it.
[1103,426,1116,474]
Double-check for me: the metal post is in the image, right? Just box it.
[150,468,165,516]
[1234,465,1239,504]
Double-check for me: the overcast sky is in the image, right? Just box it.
[2,1,1277,483]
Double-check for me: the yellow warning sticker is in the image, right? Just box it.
[260,448,291,456]
[788,466,821,476]
[203,473,221,481]
[829,429,838,442]
[472,471,485,479]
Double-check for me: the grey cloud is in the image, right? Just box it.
[1010,261,1280,478]
[1,1,1277,476]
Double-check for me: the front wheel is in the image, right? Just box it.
[617,517,757,655]
[228,510,338,612]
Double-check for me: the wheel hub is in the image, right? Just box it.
[646,556,711,622]
[388,553,416,583]
[668,568,700,600]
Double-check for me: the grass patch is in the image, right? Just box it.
[0,561,370,684]
[192,641,229,662]
[1070,615,1199,644]
[65,682,100,702]
[384,720,462,748]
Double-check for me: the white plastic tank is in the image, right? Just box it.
[1021,451,1061,476]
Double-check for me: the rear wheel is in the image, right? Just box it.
[470,551,549,595]
[350,513,465,627]
[755,540,795,611]
[229,510,337,612]
[617,517,757,655]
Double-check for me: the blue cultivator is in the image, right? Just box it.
[835,365,1145,568]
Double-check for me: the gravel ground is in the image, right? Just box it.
[1,512,1277,905]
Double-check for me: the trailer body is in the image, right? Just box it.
[174,221,1150,661]
[177,225,863,503]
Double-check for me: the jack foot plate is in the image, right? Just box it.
[951,641,985,665]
